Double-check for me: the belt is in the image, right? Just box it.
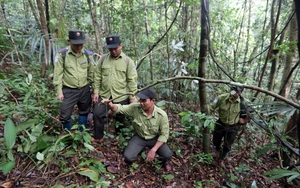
[63,85,88,89]
[218,119,238,127]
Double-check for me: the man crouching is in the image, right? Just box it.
[101,87,172,172]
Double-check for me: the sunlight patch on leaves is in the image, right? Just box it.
[77,168,99,182]
[36,152,44,161]
[26,73,32,85]
[171,40,184,51]
[83,142,95,150]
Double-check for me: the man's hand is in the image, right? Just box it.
[130,98,138,103]
[93,93,99,103]
[239,117,251,124]
[146,149,156,162]
[57,94,64,101]
[100,99,118,113]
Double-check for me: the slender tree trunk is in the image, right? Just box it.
[199,0,210,154]
[281,1,299,167]
[164,1,171,102]
[87,0,103,54]
[267,50,280,91]
[130,1,137,58]
[282,88,299,167]
[143,0,153,81]
[182,3,188,64]
[100,0,107,36]
[266,26,285,92]
[27,0,41,29]
[253,0,282,99]
[52,0,67,38]
[279,10,297,97]
[36,0,50,78]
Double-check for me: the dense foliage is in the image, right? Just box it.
[0,0,300,187]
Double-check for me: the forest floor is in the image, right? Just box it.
[0,109,298,188]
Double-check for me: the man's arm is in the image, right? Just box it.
[101,99,118,112]
[92,63,102,103]
[53,53,64,100]
[126,59,138,102]
[87,54,95,84]
[146,141,164,162]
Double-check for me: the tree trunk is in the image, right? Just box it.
[253,0,282,99]
[281,1,298,167]
[282,88,299,167]
[87,0,103,55]
[182,3,189,65]
[27,0,41,30]
[100,0,107,37]
[143,0,153,81]
[267,50,280,91]
[36,0,50,78]
[279,10,297,97]
[199,0,210,154]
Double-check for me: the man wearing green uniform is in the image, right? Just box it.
[101,87,172,171]
[210,86,250,158]
[53,30,94,130]
[92,35,138,142]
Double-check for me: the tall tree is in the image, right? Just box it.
[36,0,50,78]
[87,0,103,54]
[199,0,210,153]
[279,8,298,97]
[253,0,282,99]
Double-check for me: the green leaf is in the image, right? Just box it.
[163,174,174,180]
[0,161,15,175]
[25,130,37,142]
[178,111,188,116]
[16,119,39,133]
[7,149,14,161]
[264,169,300,181]
[77,168,99,182]
[156,100,166,107]
[255,144,276,158]
[49,185,65,188]
[36,138,49,151]
[83,142,95,151]
[36,152,44,161]
[26,73,33,84]
[0,73,5,79]
[4,118,16,149]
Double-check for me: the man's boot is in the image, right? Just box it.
[78,115,88,131]
[63,121,72,131]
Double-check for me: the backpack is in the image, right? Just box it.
[58,47,93,65]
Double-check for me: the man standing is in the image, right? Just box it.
[102,87,172,171]
[92,35,138,142]
[210,86,250,159]
[53,30,94,131]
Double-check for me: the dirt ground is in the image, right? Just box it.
[0,115,296,188]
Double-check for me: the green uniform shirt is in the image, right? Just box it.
[93,52,138,102]
[53,47,94,95]
[209,93,241,125]
[116,103,169,143]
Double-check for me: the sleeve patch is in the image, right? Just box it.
[54,55,59,63]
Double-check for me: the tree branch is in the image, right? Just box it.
[108,76,300,109]
[136,1,182,69]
